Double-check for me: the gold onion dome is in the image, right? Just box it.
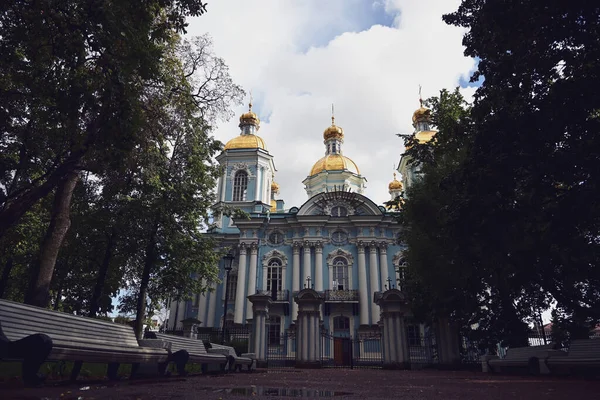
[323,116,344,141]
[388,173,403,191]
[224,101,267,150]
[412,106,431,123]
[239,101,260,126]
[310,154,360,176]
[271,181,280,193]
[224,134,267,150]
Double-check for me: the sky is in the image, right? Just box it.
[185,0,479,208]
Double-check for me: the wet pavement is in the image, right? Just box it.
[1,368,599,399]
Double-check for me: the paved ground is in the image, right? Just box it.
[1,369,599,400]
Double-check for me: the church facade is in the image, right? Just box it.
[167,99,432,344]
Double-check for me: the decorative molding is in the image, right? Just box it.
[262,249,288,267]
[323,200,355,216]
[229,162,255,178]
[326,248,354,265]
[392,250,406,267]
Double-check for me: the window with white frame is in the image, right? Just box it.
[268,315,281,345]
[396,257,407,290]
[232,170,248,201]
[333,315,350,331]
[226,273,237,301]
[332,256,349,290]
[267,258,283,297]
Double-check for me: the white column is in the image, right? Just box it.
[369,243,380,324]
[207,281,217,327]
[254,166,262,201]
[292,244,300,320]
[234,246,248,324]
[314,243,323,291]
[303,243,312,289]
[379,243,390,290]
[262,170,269,204]
[220,167,227,202]
[198,280,208,326]
[357,242,369,326]
[246,244,258,320]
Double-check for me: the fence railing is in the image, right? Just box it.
[324,290,359,302]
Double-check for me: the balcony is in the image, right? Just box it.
[257,289,290,302]
[324,289,359,303]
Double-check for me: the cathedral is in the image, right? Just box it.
[167,98,435,344]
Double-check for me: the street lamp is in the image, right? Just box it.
[221,251,235,344]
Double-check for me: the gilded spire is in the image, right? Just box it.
[331,103,335,125]
[418,84,423,107]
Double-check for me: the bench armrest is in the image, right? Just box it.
[208,348,232,357]
[138,339,171,351]
[545,349,567,358]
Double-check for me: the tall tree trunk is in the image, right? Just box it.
[89,229,117,318]
[25,170,80,307]
[0,256,14,298]
[0,154,83,241]
[135,223,159,339]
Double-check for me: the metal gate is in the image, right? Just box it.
[407,330,438,368]
[266,331,296,369]
[321,330,383,369]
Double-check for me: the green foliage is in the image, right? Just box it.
[400,2,600,347]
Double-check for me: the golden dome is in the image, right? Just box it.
[310,154,360,176]
[388,173,403,191]
[271,181,280,193]
[414,130,436,144]
[224,134,267,150]
[412,106,431,123]
[323,115,344,141]
[239,101,260,127]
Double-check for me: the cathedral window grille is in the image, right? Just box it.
[332,256,349,290]
[268,315,282,346]
[268,231,284,245]
[331,230,348,245]
[330,206,348,217]
[233,170,248,201]
[267,258,283,296]
[226,273,238,301]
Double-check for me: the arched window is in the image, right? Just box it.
[267,258,283,297]
[233,170,248,201]
[396,257,407,290]
[332,256,349,290]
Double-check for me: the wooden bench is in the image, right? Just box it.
[543,339,600,375]
[0,299,170,381]
[484,344,554,374]
[208,342,256,372]
[150,332,230,373]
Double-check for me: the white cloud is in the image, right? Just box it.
[186,0,476,207]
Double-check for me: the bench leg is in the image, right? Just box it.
[70,361,83,382]
[171,350,189,376]
[107,363,120,380]
[2,332,53,387]
[130,363,140,379]
[158,361,169,376]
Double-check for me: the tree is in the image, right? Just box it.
[0,0,208,307]
[443,1,600,338]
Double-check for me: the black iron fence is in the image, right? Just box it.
[321,329,383,369]
[407,331,438,368]
[266,331,296,369]
[257,289,290,302]
[324,290,359,302]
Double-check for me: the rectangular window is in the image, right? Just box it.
[226,274,237,301]
[268,316,281,345]
[332,266,348,290]
[267,266,282,293]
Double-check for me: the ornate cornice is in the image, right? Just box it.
[262,249,288,267]
[326,248,354,265]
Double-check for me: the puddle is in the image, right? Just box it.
[213,386,352,397]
